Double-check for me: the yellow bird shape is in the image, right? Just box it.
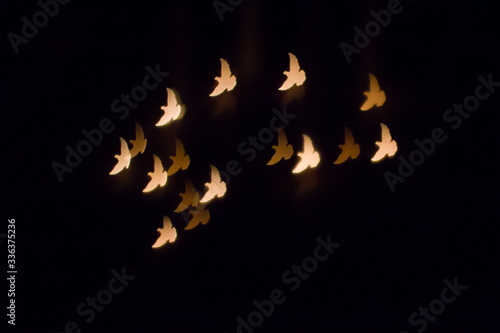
[129,122,147,158]
[333,127,360,165]
[167,139,190,176]
[360,73,386,111]
[267,130,294,165]
[185,206,210,231]
[174,179,201,213]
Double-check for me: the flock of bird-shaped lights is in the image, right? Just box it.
[108,53,397,249]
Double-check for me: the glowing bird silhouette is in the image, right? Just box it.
[292,135,320,174]
[143,154,168,193]
[209,58,237,97]
[185,206,210,231]
[200,165,227,203]
[279,53,306,91]
[129,122,147,158]
[334,127,360,165]
[267,130,294,165]
[109,137,131,175]
[174,179,201,213]
[152,216,177,248]
[360,73,386,111]
[371,123,398,162]
[167,139,190,176]
[156,88,184,126]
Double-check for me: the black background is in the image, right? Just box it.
[2,0,500,332]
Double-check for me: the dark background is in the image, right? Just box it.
[1,0,500,332]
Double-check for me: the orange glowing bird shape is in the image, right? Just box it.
[156,88,184,126]
[152,216,177,248]
[129,122,147,158]
[279,53,306,91]
[185,206,210,231]
[200,165,227,203]
[334,127,360,165]
[360,73,386,111]
[292,135,320,173]
[267,130,294,165]
[371,123,398,162]
[143,154,168,193]
[209,58,237,97]
[167,138,190,176]
[109,137,131,175]
[174,179,201,213]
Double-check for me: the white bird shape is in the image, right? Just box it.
[143,154,168,193]
[279,53,306,91]
[109,137,131,175]
[371,123,398,162]
[152,216,177,249]
[156,88,183,127]
[200,165,227,203]
[209,58,237,97]
[292,135,320,173]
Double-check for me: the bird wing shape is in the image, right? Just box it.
[175,138,186,157]
[380,123,392,141]
[277,130,289,147]
[369,74,380,93]
[135,122,145,141]
[153,154,164,174]
[167,88,178,106]
[210,165,222,184]
[302,135,315,155]
[119,137,130,157]
[110,137,131,175]
[288,53,300,72]
[220,58,231,78]
[344,127,355,146]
